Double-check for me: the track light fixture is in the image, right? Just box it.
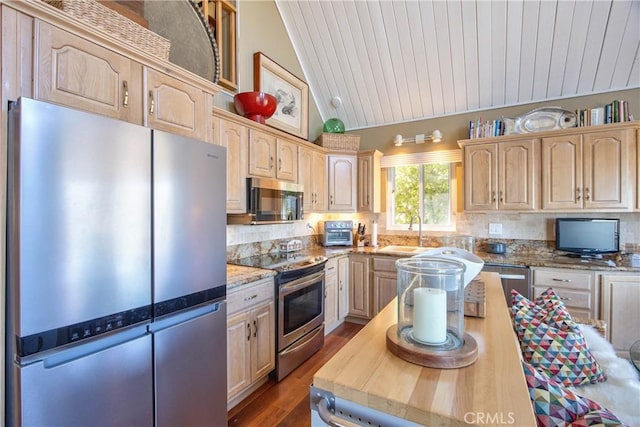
[393,130,443,146]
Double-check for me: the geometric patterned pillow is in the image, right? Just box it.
[521,361,622,427]
[513,303,606,387]
[569,409,628,426]
[511,288,575,332]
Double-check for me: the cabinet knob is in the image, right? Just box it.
[270,156,274,170]
[253,320,257,338]
[499,190,503,203]
[246,323,251,341]
[330,195,334,205]
[491,191,496,202]
[278,157,282,171]
[585,187,590,201]
[576,188,581,201]
[122,81,129,108]
[552,278,572,282]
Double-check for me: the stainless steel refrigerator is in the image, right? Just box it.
[6,97,228,426]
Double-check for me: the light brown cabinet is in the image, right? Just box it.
[532,267,597,318]
[35,20,143,124]
[298,146,327,211]
[216,117,248,213]
[324,258,339,334]
[348,254,371,320]
[541,129,634,210]
[463,139,539,211]
[324,255,350,334]
[248,130,298,181]
[144,67,208,141]
[600,273,640,356]
[357,150,383,213]
[372,257,397,316]
[35,20,213,142]
[328,154,357,212]
[226,278,275,409]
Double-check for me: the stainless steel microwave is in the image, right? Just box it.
[227,178,304,225]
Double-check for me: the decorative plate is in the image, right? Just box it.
[504,107,576,134]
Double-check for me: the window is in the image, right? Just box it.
[201,0,237,91]
[386,162,457,231]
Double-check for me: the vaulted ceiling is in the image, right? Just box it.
[275,0,640,131]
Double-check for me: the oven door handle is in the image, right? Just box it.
[280,326,324,356]
[280,271,324,295]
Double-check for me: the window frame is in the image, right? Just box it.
[386,162,457,232]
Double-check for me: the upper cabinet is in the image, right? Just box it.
[327,153,357,212]
[35,20,143,124]
[299,145,327,212]
[32,13,218,143]
[216,117,248,213]
[541,128,634,210]
[463,139,539,211]
[248,130,298,182]
[459,122,638,213]
[145,68,209,141]
[357,150,382,213]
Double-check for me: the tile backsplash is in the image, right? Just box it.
[226,211,640,259]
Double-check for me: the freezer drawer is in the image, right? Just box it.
[12,326,153,426]
[152,301,227,427]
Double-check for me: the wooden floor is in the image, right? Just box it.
[227,322,363,427]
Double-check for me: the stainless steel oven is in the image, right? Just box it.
[275,259,327,381]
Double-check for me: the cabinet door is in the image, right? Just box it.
[328,155,357,211]
[349,255,370,319]
[582,130,632,209]
[227,311,251,401]
[276,138,298,181]
[637,132,640,210]
[324,276,339,334]
[357,155,373,212]
[373,270,397,316]
[464,144,497,210]
[338,256,350,320]
[251,302,275,381]
[298,147,315,211]
[145,68,206,141]
[498,140,538,210]
[541,135,582,209]
[313,151,327,211]
[601,275,640,354]
[219,118,248,213]
[248,129,276,178]
[35,20,143,124]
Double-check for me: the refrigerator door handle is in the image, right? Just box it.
[149,301,225,333]
[36,324,149,369]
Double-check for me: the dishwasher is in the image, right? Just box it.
[482,263,531,303]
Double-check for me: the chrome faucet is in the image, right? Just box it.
[408,214,423,247]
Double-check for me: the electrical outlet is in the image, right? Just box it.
[306,223,313,230]
[489,223,503,235]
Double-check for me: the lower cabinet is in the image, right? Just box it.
[324,255,350,334]
[226,277,275,409]
[348,254,371,320]
[372,257,397,316]
[532,267,596,318]
[600,273,640,356]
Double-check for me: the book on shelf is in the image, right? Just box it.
[576,99,633,127]
[468,118,505,139]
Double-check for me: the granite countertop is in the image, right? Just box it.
[226,245,640,284]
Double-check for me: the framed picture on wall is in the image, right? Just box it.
[254,52,309,140]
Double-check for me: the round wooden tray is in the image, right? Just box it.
[386,324,478,369]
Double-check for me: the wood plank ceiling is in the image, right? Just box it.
[275,0,640,131]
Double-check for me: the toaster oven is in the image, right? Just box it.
[322,220,354,246]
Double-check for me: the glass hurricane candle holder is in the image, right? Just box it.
[386,257,478,368]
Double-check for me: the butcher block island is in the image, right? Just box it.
[311,272,535,426]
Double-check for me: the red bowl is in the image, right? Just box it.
[233,91,278,124]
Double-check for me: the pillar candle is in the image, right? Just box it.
[413,287,447,344]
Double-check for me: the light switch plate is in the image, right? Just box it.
[489,223,503,235]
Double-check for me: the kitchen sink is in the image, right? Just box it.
[377,245,433,255]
